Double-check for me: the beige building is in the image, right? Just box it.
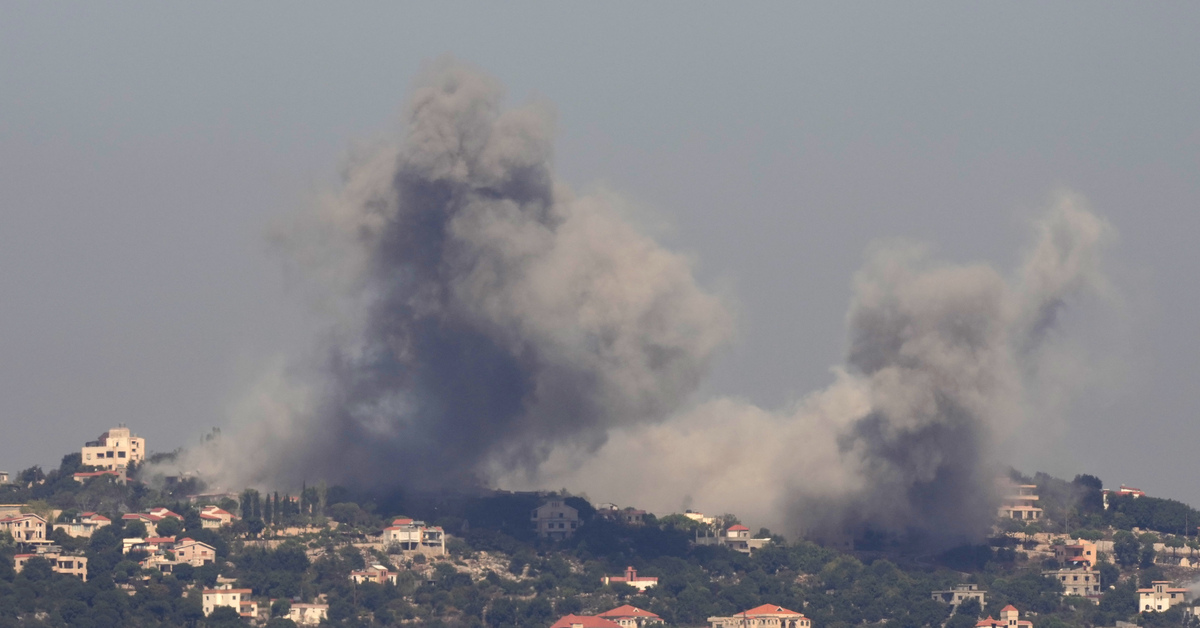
[288,603,329,625]
[14,552,88,581]
[382,518,445,554]
[1054,540,1098,568]
[200,506,236,529]
[350,565,398,585]
[998,484,1043,520]
[0,471,9,484]
[203,584,257,617]
[596,605,662,627]
[709,604,811,628]
[1139,581,1190,613]
[532,500,580,539]
[0,513,48,543]
[932,583,987,608]
[1044,567,1101,598]
[175,538,217,566]
[82,425,145,471]
[53,512,111,538]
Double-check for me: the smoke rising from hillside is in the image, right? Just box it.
[518,193,1113,544]
[160,60,1114,545]
[161,58,732,490]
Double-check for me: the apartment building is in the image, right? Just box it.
[13,552,88,581]
[81,425,145,471]
[1044,567,1101,598]
[532,500,580,539]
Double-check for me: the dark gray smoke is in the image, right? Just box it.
[165,59,731,490]
[527,194,1113,545]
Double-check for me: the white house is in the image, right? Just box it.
[1139,581,1190,613]
[288,603,329,625]
[532,500,580,539]
[202,584,257,617]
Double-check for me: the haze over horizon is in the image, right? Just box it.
[3,4,1199,516]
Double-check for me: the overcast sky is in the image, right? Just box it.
[2,3,1198,504]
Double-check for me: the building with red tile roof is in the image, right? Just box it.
[602,566,659,592]
[597,604,662,627]
[975,605,1032,628]
[550,614,622,628]
[709,604,811,628]
[1139,581,1190,613]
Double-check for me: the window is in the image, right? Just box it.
[118,451,126,458]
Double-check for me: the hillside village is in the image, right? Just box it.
[3,426,1200,627]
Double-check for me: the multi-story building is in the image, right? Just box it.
[81,425,145,471]
[998,484,1043,520]
[1139,581,1190,613]
[601,566,659,592]
[382,518,445,554]
[175,538,217,566]
[0,513,48,544]
[709,604,811,628]
[1103,485,1147,509]
[1044,567,1101,598]
[1054,540,1098,568]
[532,500,580,539]
[53,512,111,538]
[202,584,257,617]
[13,552,88,581]
[932,584,987,608]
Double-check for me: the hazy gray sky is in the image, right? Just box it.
[2,4,1198,503]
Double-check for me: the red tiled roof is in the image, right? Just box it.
[1001,605,1019,612]
[598,605,660,619]
[728,524,750,531]
[737,604,804,617]
[549,615,622,628]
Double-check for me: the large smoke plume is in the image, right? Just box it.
[166,58,732,490]
[523,192,1113,543]
[163,60,1114,544]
